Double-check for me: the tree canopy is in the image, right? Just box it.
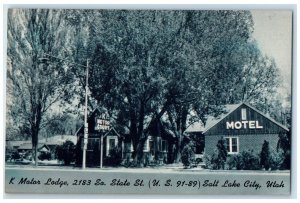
[6,9,286,165]
[7,9,75,165]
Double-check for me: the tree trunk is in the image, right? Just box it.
[31,128,38,166]
[31,107,42,167]
[132,100,147,166]
[174,135,182,163]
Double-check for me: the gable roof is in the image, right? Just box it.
[202,102,289,134]
[40,135,77,145]
[242,102,289,131]
[6,140,30,148]
[202,103,242,133]
[74,108,101,136]
[185,121,205,133]
[103,127,121,138]
[18,143,49,151]
[185,104,240,133]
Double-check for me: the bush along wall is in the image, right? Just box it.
[205,138,287,170]
[103,146,123,167]
[226,150,260,170]
[181,141,195,168]
[260,140,271,170]
[208,138,228,170]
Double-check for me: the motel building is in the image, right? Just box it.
[186,102,289,157]
[75,108,172,167]
[76,102,289,167]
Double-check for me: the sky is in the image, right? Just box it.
[251,10,292,99]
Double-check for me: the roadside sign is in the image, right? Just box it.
[95,119,110,131]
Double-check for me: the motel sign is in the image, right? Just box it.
[226,120,263,129]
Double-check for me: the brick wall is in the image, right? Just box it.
[205,133,279,157]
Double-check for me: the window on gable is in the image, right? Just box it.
[241,108,247,120]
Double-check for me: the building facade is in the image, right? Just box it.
[203,103,289,156]
[75,108,172,166]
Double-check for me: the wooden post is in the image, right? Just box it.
[100,134,103,168]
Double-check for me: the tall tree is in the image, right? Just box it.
[65,10,282,165]
[7,9,74,165]
[162,11,257,162]
[85,10,188,164]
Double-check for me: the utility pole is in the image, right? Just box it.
[82,59,89,169]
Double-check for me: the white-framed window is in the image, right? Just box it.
[225,137,239,154]
[143,136,151,152]
[241,108,247,120]
[130,141,134,152]
[106,136,118,156]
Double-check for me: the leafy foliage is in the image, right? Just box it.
[236,150,260,170]
[6,9,286,167]
[56,140,75,165]
[181,142,195,168]
[269,149,285,170]
[104,146,123,166]
[74,10,269,164]
[226,150,260,170]
[209,138,228,169]
[11,150,21,160]
[38,151,52,161]
[7,9,75,165]
[277,131,291,169]
[260,140,271,170]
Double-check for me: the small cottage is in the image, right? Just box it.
[75,108,174,166]
[75,108,123,166]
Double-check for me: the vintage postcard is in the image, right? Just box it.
[4,8,292,195]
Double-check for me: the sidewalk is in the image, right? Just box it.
[5,162,290,175]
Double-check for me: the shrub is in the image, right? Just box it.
[210,138,228,170]
[103,146,122,166]
[210,151,223,170]
[269,149,285,170]
[237,150,260,170]
[202,154,212,169]
[24,151,32,160]
[225,150,260,170]
[226,154,239,170]
[281,150,291,170]
[56,140,75,165]
[277,131,291,170]
[260,140,271,170]
[38,151,51,161]
[181,142,195,168]
[11,150,21,160]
